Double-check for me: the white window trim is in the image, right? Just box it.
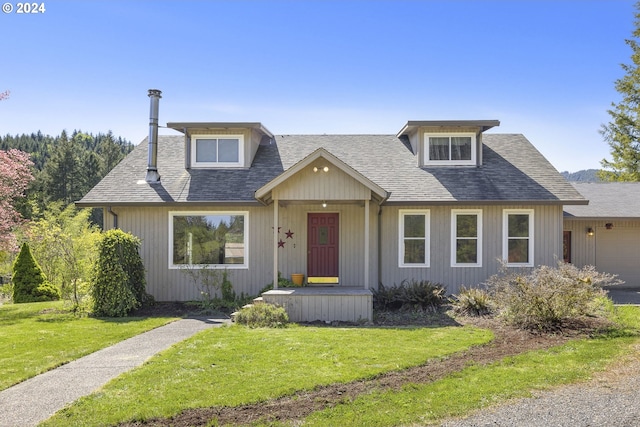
[398,209,430,268]
[451,209,483,268]
[423,132,476,166]
[502,209,534,267]
[191,134,245,168]
[168,211,249,269]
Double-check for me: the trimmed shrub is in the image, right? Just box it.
[374,279,446,311]
[234,303,289,328]
[12,242,60,303]
[487,261,621,331]
[90,230,152,317]
[450,286,495,316]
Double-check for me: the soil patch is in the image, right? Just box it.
[119,309,609,427]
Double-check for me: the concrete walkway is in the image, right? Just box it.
[0,317,230,427]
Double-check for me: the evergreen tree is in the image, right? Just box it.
[97,131,126,175]
[12,242,60,303]
[600,3,640,181]
[41,131,83,204]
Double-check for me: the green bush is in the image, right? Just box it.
[449,286,495,316]
[234,303,289,328]
[90,230,152,317]
[486,261,621,331]
[12,242,60,303]
[374,279,446,311]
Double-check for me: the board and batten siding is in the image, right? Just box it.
[564,219,640,287]
[272,160,372,201]
[103,205,275,301]
[274,203,379,287]
[379,204,564,294]
[102,201,379,301]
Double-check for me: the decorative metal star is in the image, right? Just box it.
[285,229,294,239]
[278,239,286,248]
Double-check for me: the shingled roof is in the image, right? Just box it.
[564,182,640,219]
[77,133,586,206]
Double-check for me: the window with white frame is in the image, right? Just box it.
[503,209,534,266]
[399,210,430,267]
[169,211,248,268]
[424,133,476,165]
[191,135,244,168]
[451,209,482,267]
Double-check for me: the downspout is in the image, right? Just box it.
[377,204,382,287]
[108,206,118,229]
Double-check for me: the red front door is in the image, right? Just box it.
[307,213,339,279]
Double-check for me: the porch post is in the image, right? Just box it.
[364,198,370,289]
[273,199,279,289]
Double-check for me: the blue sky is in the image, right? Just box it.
[0,0,636,172]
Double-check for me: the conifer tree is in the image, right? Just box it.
[600,3,640,181]
[12,242,60,303]
[42,130,83,204]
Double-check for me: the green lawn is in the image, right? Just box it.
[11,303,640,427]
[300,334,639,426]
[42,324,493,427]
[0,301,177,391]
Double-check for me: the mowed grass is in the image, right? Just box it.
[276,306,640,427]
[0,301,177,391]
[42,324,493,427]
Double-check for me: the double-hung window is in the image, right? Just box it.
[399,210,430,267]
[169,211,248,269]
[191,134,244,168]
[503,209,534,267]
[424,133,476,165]
[451,209,482,267]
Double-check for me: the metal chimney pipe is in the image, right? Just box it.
[145,89,162,183]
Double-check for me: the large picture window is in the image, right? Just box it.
[503,209,534,266]
[451,209,482,267]
[399,210,430,267]
[424,133,476,165]
[169,212,248,268]
[191,135,244,168]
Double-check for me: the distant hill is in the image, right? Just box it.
[560,169,600,182]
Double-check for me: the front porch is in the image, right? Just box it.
[262,287,373,323]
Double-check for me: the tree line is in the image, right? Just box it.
[0,130,133,221]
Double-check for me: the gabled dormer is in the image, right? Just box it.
[396,120,500,167]
[167,122,273,169]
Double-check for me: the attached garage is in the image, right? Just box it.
[564,183,640,290]
[595,227,640,288]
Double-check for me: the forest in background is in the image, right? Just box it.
[0,130,133,224]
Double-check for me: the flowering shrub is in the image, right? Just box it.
[0,149,34,252]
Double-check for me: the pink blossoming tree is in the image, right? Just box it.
[0,149,34,251]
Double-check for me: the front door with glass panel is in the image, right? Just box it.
[307,213,339,283]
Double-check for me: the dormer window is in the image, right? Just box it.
[424,132,476,166]
[192,134,244,168]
